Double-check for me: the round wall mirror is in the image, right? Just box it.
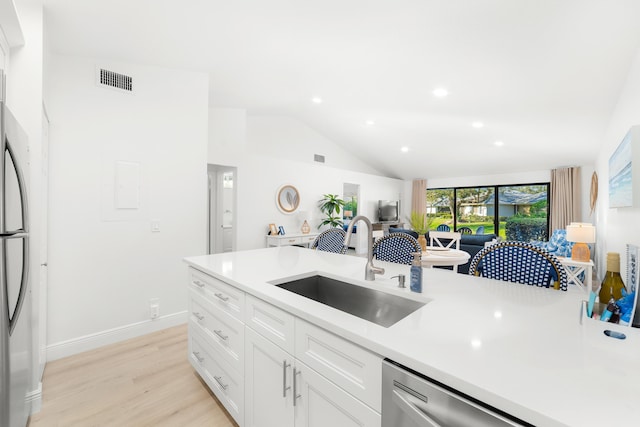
[276,185,300,214]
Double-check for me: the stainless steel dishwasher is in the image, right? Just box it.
[382,360,532,427]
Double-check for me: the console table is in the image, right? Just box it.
[557,257,594,293]
[266,232,319,248]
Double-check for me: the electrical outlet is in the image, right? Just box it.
[149,298,160,320]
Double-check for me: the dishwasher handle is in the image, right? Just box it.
[392,387,442,427]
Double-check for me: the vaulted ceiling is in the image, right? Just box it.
[45,0,640,179]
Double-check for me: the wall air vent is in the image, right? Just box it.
[314,154,325,163]
[98,68,133,93]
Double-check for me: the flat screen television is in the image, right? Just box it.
[378,200,399,222]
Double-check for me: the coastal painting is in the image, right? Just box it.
[609,129,633,208]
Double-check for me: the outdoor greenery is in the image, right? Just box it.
[343,197,358,217]
[318,194,345,229]
[425,184,549,241]
[505,217,548,241]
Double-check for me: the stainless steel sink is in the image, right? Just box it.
[274,275,425,327]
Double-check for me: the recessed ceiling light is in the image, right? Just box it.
[311,97,323,104]
[365,120,375,126]
[401,147,409,153]
[472,121,484,128]
[494,140,504,147]
[432,87,448,98]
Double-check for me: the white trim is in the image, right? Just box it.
[46,311,188,361]
[27,382,42,414]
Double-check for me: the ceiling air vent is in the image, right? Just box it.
[314,154,325,163]
[98,68,133,93]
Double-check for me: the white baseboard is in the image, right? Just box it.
[27,382,42,414]
[46,311,188,361]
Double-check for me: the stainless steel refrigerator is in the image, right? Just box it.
[0,70,32,427]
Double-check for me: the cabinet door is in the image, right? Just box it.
[294,361,381,427]
[245,327,294,427]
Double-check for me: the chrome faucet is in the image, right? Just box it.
[344,215,385,281]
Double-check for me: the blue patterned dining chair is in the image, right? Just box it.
[475,225,485,234]
[436,224,451,232]
[310,228,348,254]
[372,232,421,265]
[468,241,568,291]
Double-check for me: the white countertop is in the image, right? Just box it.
[184,246,640,427]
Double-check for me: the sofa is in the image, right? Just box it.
[426,232,498,274]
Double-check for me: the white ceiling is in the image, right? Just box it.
[44,0,640,180]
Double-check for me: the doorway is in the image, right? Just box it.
[208,164,237,254]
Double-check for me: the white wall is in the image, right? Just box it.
[208,108,404,252]
[593,48,640,282]
[46,54,208,358]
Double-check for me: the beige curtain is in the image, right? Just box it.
[550,167,581,231]
[411,179,427,215]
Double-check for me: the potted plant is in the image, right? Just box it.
[408,211,431,250]
[318,194,345,229]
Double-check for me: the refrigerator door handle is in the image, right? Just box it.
[4,138,30,336]
[0,230,27,238]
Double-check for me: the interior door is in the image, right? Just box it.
[207,164,237,254]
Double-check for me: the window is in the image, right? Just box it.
[426,183,549,240]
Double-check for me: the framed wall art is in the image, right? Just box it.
[276,184,300,213]
[609,126,638,208]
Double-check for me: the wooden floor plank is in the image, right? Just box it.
[29,324,238,427]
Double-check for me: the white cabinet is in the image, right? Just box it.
[189,328,244,425]
[188,267,246,426]
[295,319,382,412]
[266,233,319,248]
[187,267,382,427]
[245,327,293,427]
[295,360,380,427]
[245,325,380,427]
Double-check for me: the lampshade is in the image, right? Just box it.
[566,223,596,243]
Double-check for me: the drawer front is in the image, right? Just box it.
[300,235,317,245]
[189,291,244,370]
[280,237,302,246]
[245,294,295,354]
[295,319,382,412]
[189,267,244,321]
[189,330,244,426]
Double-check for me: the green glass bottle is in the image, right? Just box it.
[599,252,626,303]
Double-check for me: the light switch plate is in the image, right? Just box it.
[151,219,160,232]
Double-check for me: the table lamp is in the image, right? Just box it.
[565,223,595,262]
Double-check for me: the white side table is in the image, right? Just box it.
[557,257,594,293]
[266,232,319,248]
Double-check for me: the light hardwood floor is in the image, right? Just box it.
[29,324,238,427]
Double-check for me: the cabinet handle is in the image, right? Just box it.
[282,360,291,397]
[214,329,229,341]
[193,312,204,321]
[193,351,204,363]
[193,280,205,288]
[214,375,229,391]
[293,368,301,406]
[214,292,229,302]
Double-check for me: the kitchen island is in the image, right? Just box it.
[185,246,640,426]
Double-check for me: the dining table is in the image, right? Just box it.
[420,246,470,272]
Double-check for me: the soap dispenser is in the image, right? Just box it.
[410,252,423,293]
